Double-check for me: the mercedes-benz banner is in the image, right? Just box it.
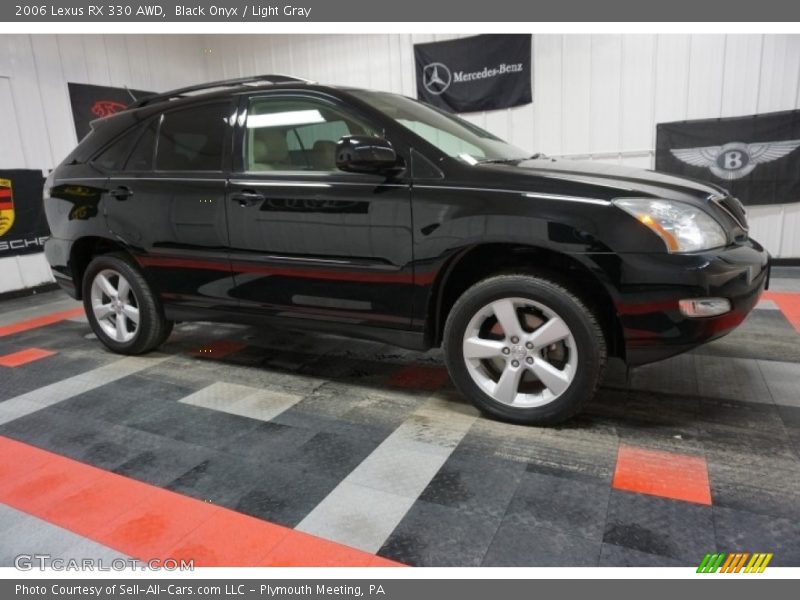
[414,34,532,113]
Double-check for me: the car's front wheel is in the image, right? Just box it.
[82,253,172,355]
[443,274,606,425]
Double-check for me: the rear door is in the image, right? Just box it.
[225,92,414,330]
[104,101,237,308]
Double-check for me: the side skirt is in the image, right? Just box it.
[163,304,431,352]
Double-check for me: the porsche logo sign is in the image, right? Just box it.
[0,178,14,237]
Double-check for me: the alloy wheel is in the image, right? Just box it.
[461,297,578,408]
[89,268,140,343]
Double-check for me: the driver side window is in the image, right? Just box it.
[244,97,377,172]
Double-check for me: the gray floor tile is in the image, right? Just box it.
[502,470,611,541]
[714,505,800,566]
[603,491,715,563]
[757,360,800,407]
[419,450,526,520]
[379,500,502,566]
[599,543,686,566]
[482,520,602,567]
[695,355,773,404]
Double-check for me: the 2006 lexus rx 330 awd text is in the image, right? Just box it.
[43,75,770,425]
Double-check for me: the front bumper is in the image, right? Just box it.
[612,239,770,366]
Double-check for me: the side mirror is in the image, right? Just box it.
[335,135,401,174]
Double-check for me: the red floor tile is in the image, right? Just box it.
[612,444,712,505]
[164,509,289,567]
[0,307,84,338]
[94,492,218,560]
[0,436,400,567]
[38,476,152,536]
[388,364,450,391]
[189,340,247,359]
[0,348,56,367]
[0,458,104,513]
[762,291,800,333]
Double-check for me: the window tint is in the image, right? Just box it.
[92,127,141,171]
[156,103,228,171]
[245,97,376,172]
[123,121,157,171]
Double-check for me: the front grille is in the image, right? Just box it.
[711,195,748,232]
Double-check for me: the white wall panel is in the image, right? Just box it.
[779,204,800,258]
[653,34,692,125]
[532,34,563,156]
[620,35,656,153]
[0,78,25,168]
[0,34,207,295]
[758,35,800,113]
[560,36,592,155]
[721,35,762,117]
[589,35,622,154]
[686,35,727,119]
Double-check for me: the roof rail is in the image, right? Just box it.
[130,74,313,108]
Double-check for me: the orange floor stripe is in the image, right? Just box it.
[0,348,56,367]
[0,307,85,338]
[612,444,712,505]
[762,291,800,333]
[0,436,404,567]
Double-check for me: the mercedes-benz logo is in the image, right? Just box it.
[422,62,452,95]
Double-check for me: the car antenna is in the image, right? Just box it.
[124,86,138,103]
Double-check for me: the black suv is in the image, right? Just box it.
[44,75,769,424]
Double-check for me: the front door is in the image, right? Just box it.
[225,93,414,330]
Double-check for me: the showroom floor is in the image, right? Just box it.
[1,269,799,568]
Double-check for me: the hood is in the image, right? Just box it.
[484,157,728,202]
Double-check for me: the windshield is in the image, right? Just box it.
[350,90,529,164]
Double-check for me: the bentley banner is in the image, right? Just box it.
[414,34,532,113]
[68,82,153,140]
[656,109,800,206]
[0,169,48,257]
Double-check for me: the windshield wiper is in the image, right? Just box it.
[476,158,522,165]
[476,153,548,165]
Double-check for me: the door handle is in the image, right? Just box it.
[231,190,265,207]
[110,186,133,201]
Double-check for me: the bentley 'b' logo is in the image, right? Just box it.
[671,140,800,180]
[0,178,14,237]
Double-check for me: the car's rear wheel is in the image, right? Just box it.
[443,274,606,425]
[82,253,172,355]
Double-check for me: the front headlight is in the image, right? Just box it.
[613,198,727,253]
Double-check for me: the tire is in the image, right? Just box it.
[443,274,606,425]
[82,253,173,355]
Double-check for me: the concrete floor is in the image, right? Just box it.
[0,270,799,567]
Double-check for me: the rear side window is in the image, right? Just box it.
[124,121,157,171]
[156,103,229,171]
[92,127,141,171]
